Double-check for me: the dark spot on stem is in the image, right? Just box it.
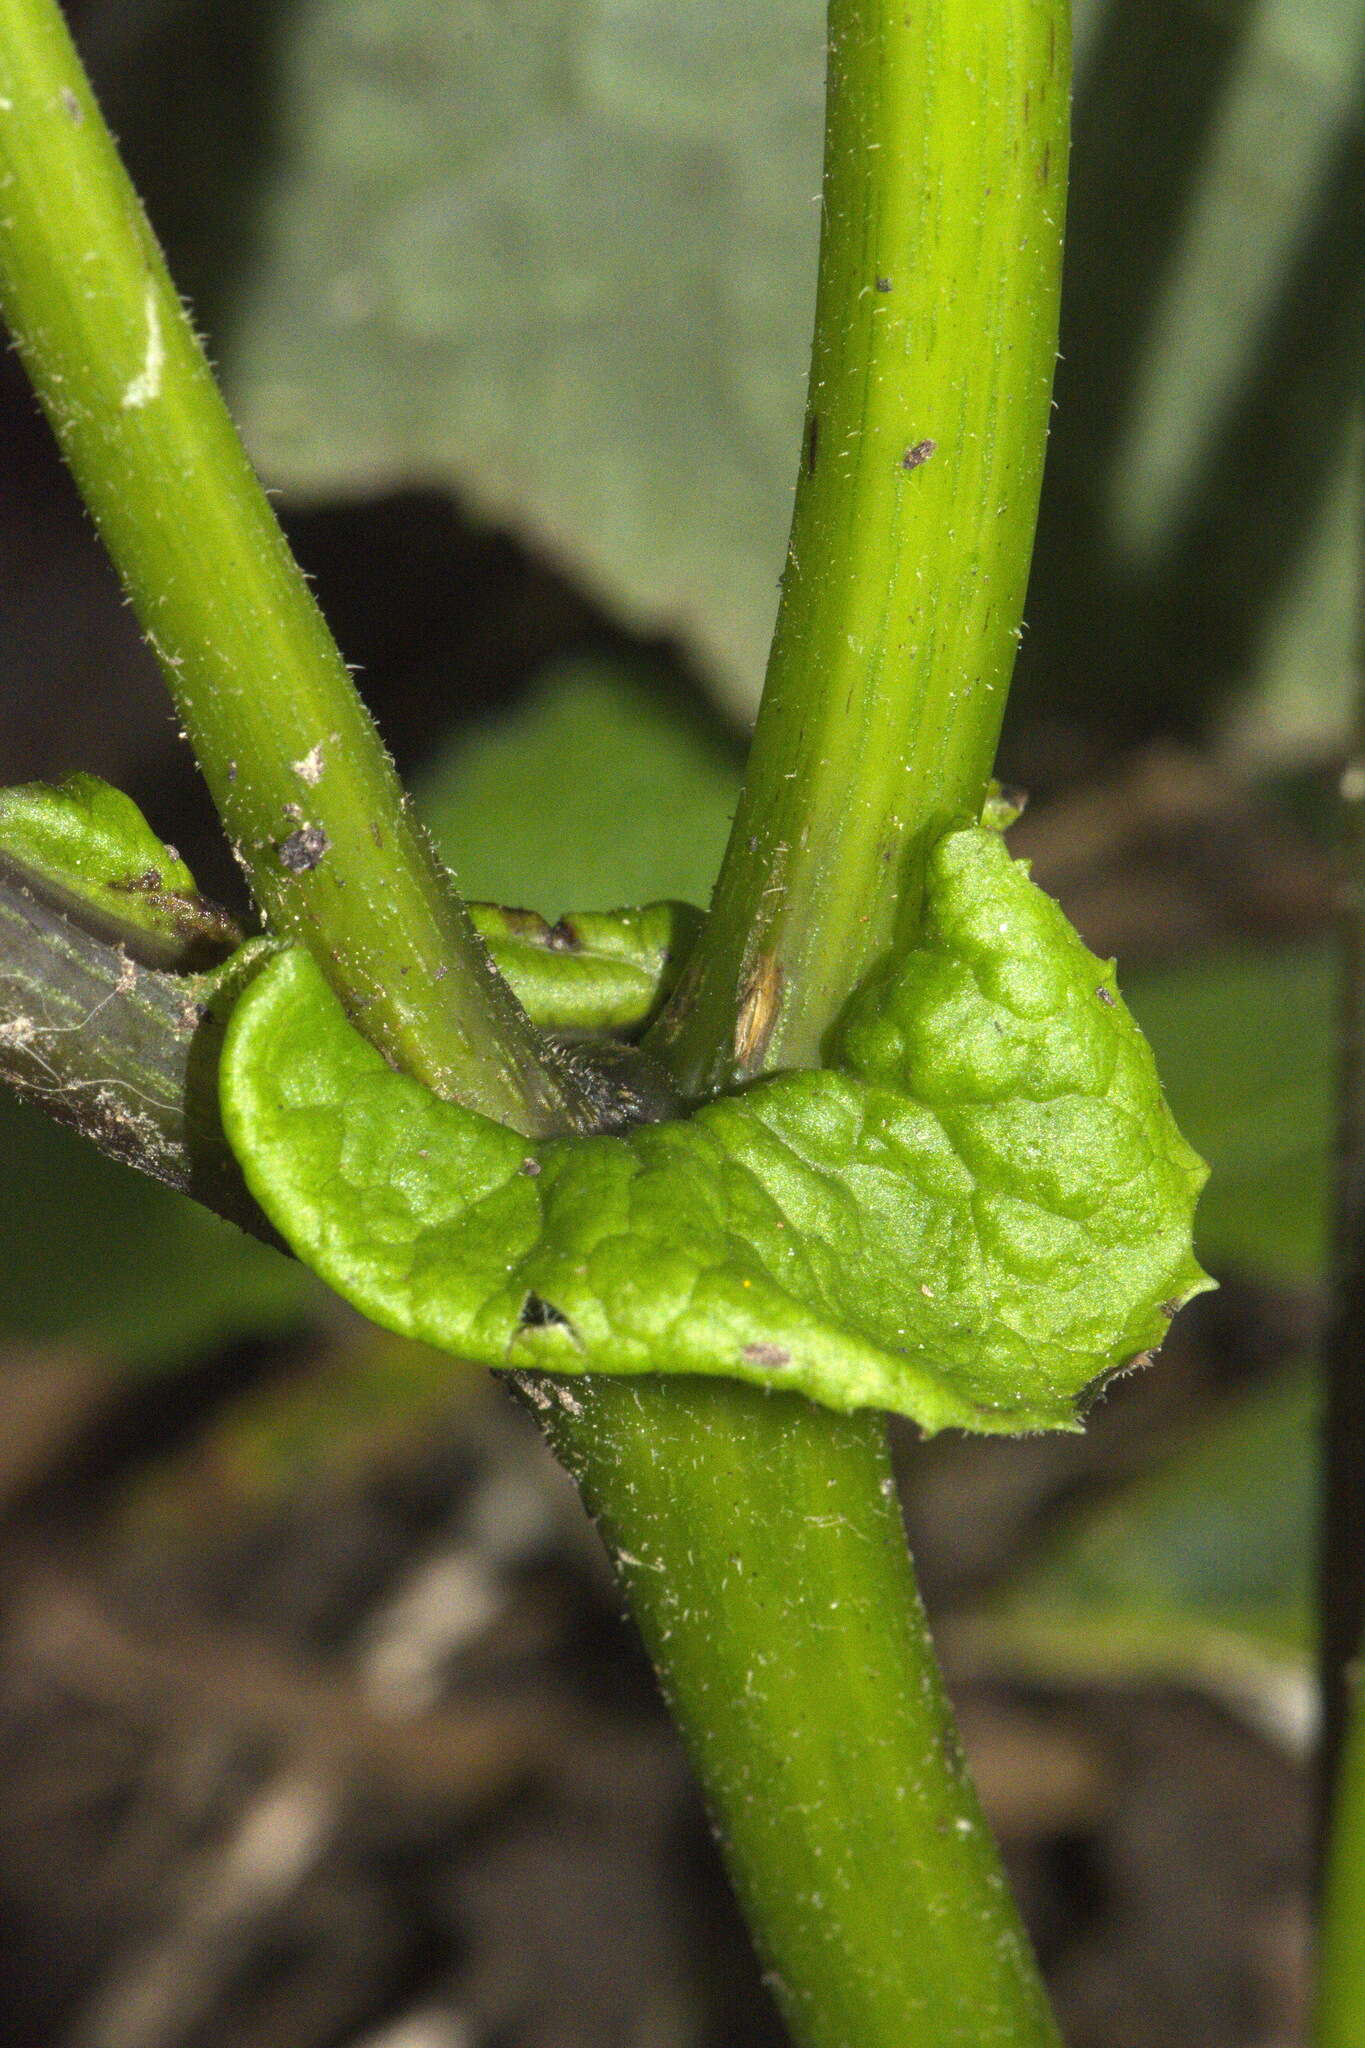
[546,917,581,953]
[901,439,937,472]
[875,274,893,292]
[519,1157,542,1177]
[277,824,330,874]
[805,411,820,476]
[1096,985,1117,1008]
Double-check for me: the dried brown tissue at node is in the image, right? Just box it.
[734,951,784,1071]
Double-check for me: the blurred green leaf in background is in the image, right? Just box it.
[209,0,1361,752]
[415,659,740,911]
[967,1365,1319,1737]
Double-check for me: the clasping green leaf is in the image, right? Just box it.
[219,827,1211,1431]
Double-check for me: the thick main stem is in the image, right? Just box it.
[534,1382,1061,2047]
[549,4,1070,2044]
[0,0,588,1134]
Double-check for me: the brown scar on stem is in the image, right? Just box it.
[805,411,820,476]
[901,439,937,472]
[734,951,784,1072]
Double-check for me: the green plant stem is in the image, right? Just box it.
[1318,1654,1365,2045]
[0,0,587,1135]
[534,1380,1060,2047]
[651,0,1068,1095]
[547,2,1070,2041]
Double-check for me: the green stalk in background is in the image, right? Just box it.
[1313,419,1365,2046]
[1318,1668,1365,2045]
[0,0,1069,2043]
[0,0,590,1136]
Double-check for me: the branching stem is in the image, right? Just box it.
[0,1,1071,2043]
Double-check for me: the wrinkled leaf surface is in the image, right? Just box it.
[221,828,1209,1429]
